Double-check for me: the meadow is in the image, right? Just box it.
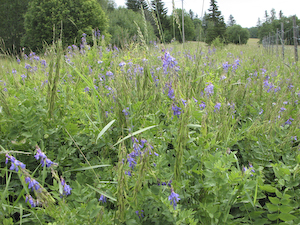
[1,36,300,224]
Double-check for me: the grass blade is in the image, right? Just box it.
[86,184,116,202]
[113,125,158,147]
[96,119,116,143]
[65,165,111,173]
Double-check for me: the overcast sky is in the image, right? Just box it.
[113,0,299,28]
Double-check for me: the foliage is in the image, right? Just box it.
[227,14,236,27]
[205,0,226,44]
[22,0,109,52]
[248,27,259,38]
[108,7,156,47]
[126,0,148,12]
[1,30,300,224]
[226,25,250,44]
[0,0,30,55]
[170,9,195,42]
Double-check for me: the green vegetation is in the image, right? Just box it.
[1,32,300,223]
[226,25,250,44]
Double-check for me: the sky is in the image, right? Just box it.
[113,0,300,28]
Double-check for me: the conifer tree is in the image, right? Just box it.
[126,0,148,12]
[205,0,226,44]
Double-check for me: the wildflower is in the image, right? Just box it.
[12,69,17,74]
[25,64,32,70]
[122,107,130,116]
[220,75,226,80]
[5,154,26,172]
[34,147,56,167]
[279,107,286,113]
[199,101,206,110]
[172,104,182,118]
[167,86,175,99]
[99,195,107,203]
[106,71,114,77]
[204,83,214,96]
[125,171,132,176]
[222,62,229,71]
[249,163,255,173]
[259,109,263,115]
[181,99,187,106]
[284,118,294,126]
[283,101,288,105]
[25,177,41,191]
[168,188,180,210]
[292,136,297,141]
[60,177,72,196]
[214,103,221,111]
[162,52,178,74]
[84,87,90,92]
[41,60,47,67]
[119,61,126,67]
[25,195,36,207]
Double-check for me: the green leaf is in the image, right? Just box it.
[275,189,283,198]
[260,185,277,193]
[86,184,116,202]
[113,125,157,146]
[278,213,297,221]
[65,164,111,172]
[266,203,278,212]
[269,197,280,205]
[96,119,115,143]
[187,124,201,129]
[280,205,293,213]
[267,213,279,221]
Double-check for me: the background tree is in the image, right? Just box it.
[279,10,283,19]
[264,10,269,23]
[108,7,155,47]
[205,0,226,44]
[225,25,250,44]
[227,14,236,27]
[248,27,258,38]
[22,0,108,52]
[0,0,30,54]
[126,0,148,12]
[151,0,171,42]
[270,8,276,22]
[171,9,195,42]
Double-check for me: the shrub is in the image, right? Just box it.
[225,25,250,44]
[22,0,109,52]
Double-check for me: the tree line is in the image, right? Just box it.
[0,0,251,55]
[248,9,300,43]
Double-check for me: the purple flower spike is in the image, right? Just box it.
[168,188,180,210]
[26,177,41,191]
[214,103,221,111]
[172,104,182,118]
[25,195,36,207]
[99,194,107,203]
[204,83,214,96]
[60,177,72,196]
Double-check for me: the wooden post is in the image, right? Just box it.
[293,15,298,61]
[276,28,279,56]
[269,32,271,54]
[281,22,284,60]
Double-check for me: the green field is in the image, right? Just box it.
[1,40,300,224]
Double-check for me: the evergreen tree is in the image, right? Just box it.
[126,0,148,12]
[257,18,262,27]
[189,9,194,20]
[151,0,170,41]
[270,8,276,22]
[264,10,269,23]
[279,10,283,19]
[205,0,226,44]
[227,14,236,27]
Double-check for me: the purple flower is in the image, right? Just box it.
[106,71,114,77]
[259,109,263,115]
[284,118,294,125]
[168,188,180,210]
[162,52,178,74]
[25,177,41,191]
[25,64,32,70]
[199,101,206,110]
[5,154,26,172]
[34,147,56,167]
[172,104,182,118]
[25,195,36,207]
[135,210,144,219]
[60,177,72,196]
[214,103,221,111]
[122,107,130,116]
[204,83,214,96]
[119,62,126,67]
[99,195,107,203]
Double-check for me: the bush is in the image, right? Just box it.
[108,7,156,47]
[22,0,109,52]
[225,25,250,44]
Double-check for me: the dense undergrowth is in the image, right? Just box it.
[0,37,300,224]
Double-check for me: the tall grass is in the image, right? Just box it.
[1,36,300,224]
